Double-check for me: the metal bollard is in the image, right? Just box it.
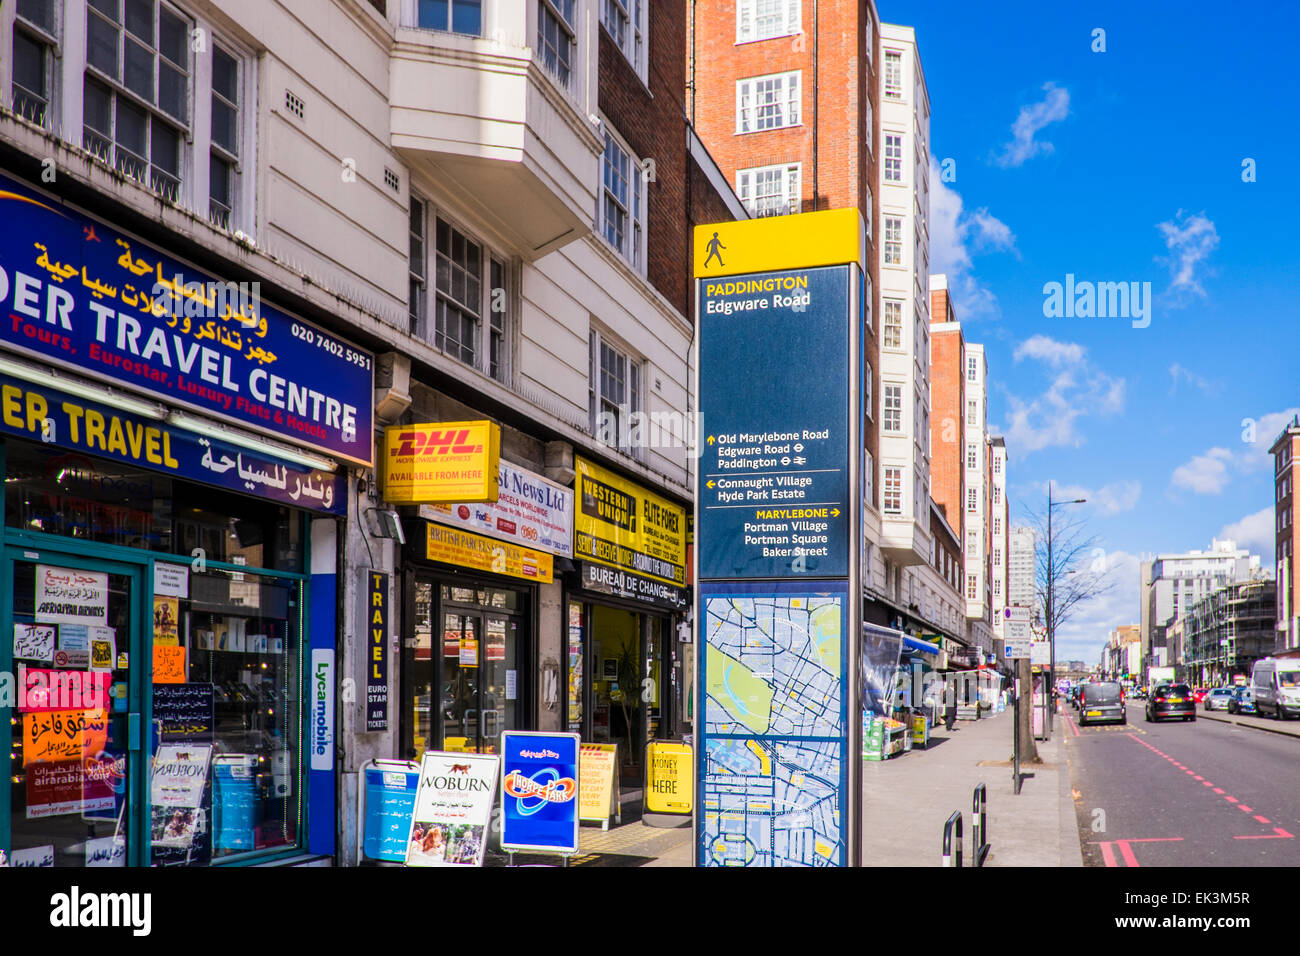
[972,782,990,867]
[941,811,963,867]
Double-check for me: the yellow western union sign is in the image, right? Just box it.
[574,456,686,587]
[383,421,500,503]
[426,523,553,583]
[693,208,865,279]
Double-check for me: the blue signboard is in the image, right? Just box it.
[697,266,851,580]
[213,757,257,852]
[0,371,345,514]
[499,731,580,854]
[363,765,420,862]
[0,172,373,465]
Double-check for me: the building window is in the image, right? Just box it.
[84,0,193,200]
[884,133,903,183]
[883,384,903,433]
[409,209,511,383]
[737,70,801,133]
[967,574,978,600]
[538,0,577,87]
[864,98,872,153]
[967,399,978,425]
[589,330,643,458]
[993,579,1001,598]
[864,449,873,506]
[600,125,646,271]
[967,488,978,513]
[883,299,903,348]
[11,0,59,126]
[993,455,1002,475]
[417,0,484,35]
[409,196,428,337]
[884,50,903,99]
[967,442,978,470]
[993,485,1001,505]
[993,516,1001,536]
[863,359,873,419]
[736,162,801,218]
[884,216,903,264]
[968,355,978,381]
[208,44,240,230]
[883,466,903,515]
[602,0,645,77]
[967,531,977,557]
[737,0,801,43]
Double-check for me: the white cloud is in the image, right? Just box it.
[1219,508,1275,563]
[929,158,1017,321]
[994,82,1070,168]
[1170,447,1233,494]
[1014,335,1084,368]
[1052,550,1141,667]
[1001,338,1125,454]
[1047,481,1142,517]
[1156,211,1219,305]
[1169,407,1300,495]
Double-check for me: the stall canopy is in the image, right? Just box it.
[902,635,940,655]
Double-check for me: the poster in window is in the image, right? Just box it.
[34,565,109,626]
[153,596,179,646]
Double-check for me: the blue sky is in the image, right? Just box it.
[879,0,1300,663]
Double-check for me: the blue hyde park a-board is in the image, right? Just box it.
[693,211,867,867]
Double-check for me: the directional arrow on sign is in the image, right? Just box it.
[707,480,716,489]
[832,508,840,517]
[707,435,716,445]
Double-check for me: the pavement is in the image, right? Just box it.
[1197,705,1300,738]
[549,705,1082,867]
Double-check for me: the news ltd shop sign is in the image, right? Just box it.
[419,458,574,557]
[500,731,580,855]
[383,421,501,504]
[404,752,499,868]
[0,171,373,465]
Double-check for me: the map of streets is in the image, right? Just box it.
[700,590,846,866]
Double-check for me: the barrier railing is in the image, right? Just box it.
[941,811,963,868]
[972,782,990,867]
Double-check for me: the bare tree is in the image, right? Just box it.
[1021,500,1115,639]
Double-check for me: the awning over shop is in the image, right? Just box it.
[902,635,940,655]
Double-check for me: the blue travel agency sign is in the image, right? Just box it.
[499,731,580,854]
[697,265,851,580]
[0,172,373,465]
[0,370,345,514]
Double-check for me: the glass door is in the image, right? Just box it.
[3,553,143,868]
[440,611,484,753]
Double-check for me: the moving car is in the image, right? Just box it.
[1228,686,1256,715]
[1204,687,1235,712]
[1251,657,1300,720]
[1078,681,1125,726]
[1191,687,1210,704]
[1146,683,1196,722]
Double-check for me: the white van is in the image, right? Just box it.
[1250,658,1300,720]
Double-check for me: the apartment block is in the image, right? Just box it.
[989,436,1008,640]
[1271,417,1300,651]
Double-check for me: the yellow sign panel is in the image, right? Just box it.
[383,421,500,503]
[425,523,553,583]
[693,208,865,279]
[574,456,686,587]
[579,743,619,824]
[645,741,693,815]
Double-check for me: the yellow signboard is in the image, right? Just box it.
[579,743,619,825]
[383,421,500,503]
[426,523,553,584]
[693,208,866,279]
[574,457,686,587]
[645,741,693,815]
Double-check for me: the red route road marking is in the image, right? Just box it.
[1225,796,1238,802]
[1235,828,1294,840]
[1092,837,1184,868]
[1238,805,1254,813]
[1254,815,1271,824]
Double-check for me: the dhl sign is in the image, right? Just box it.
[382,421,501,504]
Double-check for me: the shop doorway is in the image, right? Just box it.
[404,577,526,759]
[2,553,144,867]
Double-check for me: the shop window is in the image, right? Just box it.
[3,441,301,572]
[168,566,303,862]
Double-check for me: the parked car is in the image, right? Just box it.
[1204,687,1235,711]
[1146,683,1196,722]
[1251,657,1300,720]
[1129,686,1147,700]
[1228,686,1256,715]
[1191,687,1210,704]
[1078,681,1126,726]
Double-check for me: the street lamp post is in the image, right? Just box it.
[1046,482,1087,734]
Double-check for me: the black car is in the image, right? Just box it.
[1146,682,1196,722]
[1078,681,1125,726]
